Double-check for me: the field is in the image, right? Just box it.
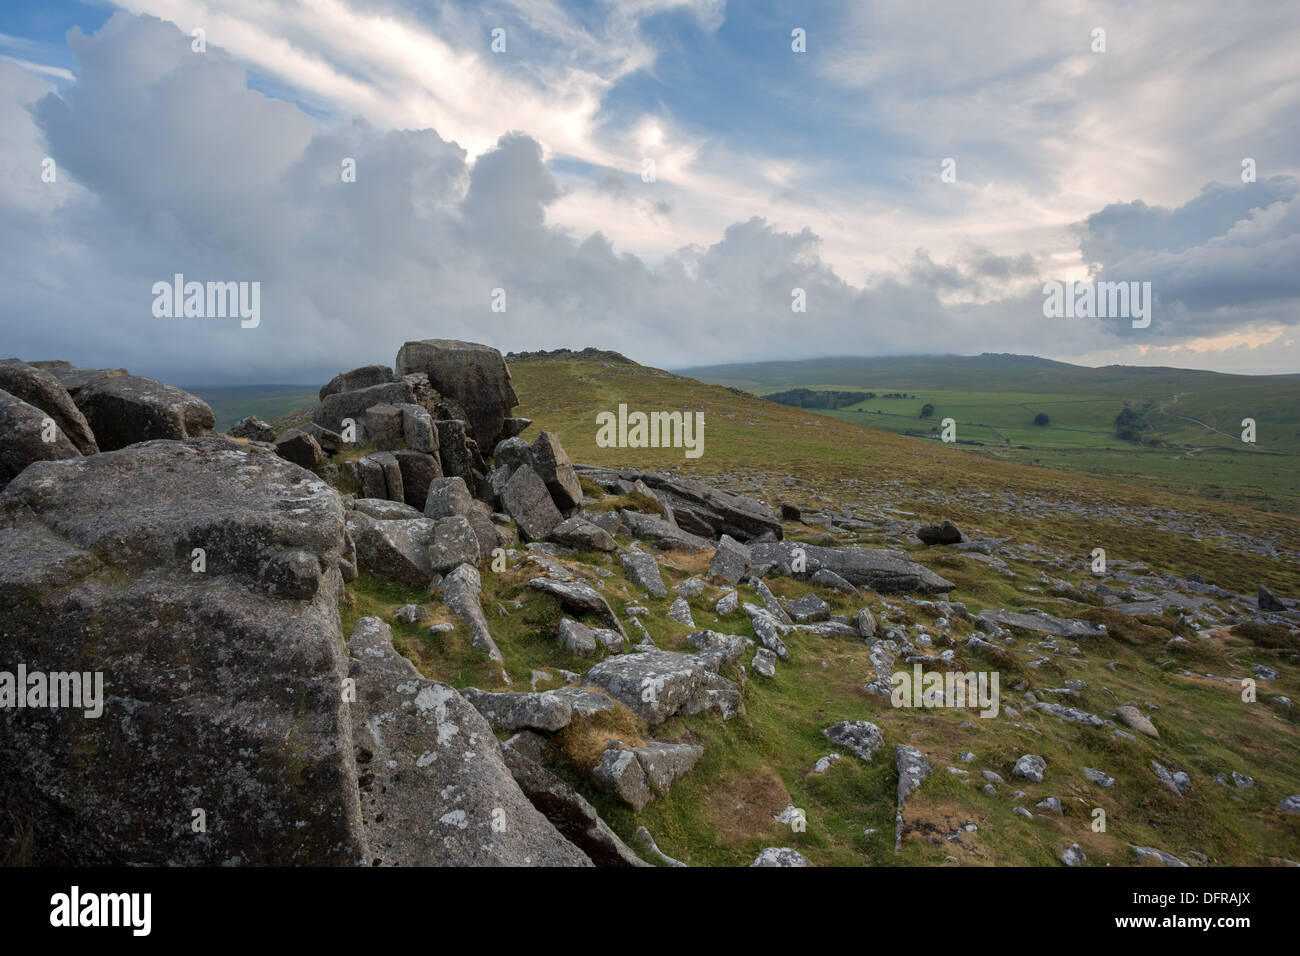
[680,354,1300,513]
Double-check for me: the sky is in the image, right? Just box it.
[1,0,1298,384]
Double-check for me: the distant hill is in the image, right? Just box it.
[676,353,1299,396]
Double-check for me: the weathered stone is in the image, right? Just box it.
[300,421,343,455]
[620,509,711,551]
[313,379,415,435]
[751,847,810,867]
[857,607,877,638]
[557,618,598,656]
[501,748,647,866]
[33,361,127,397]
[441,563,503,662]
[1129,845,1189,867]
[630,471,782,542]
[227,415,276,443]
[634,741,703,792]
[917,520,963,545]
[707,534,752,585]
[786,593,830,624]
[319,364,393,400]
[716,590,739,615]
[1012,754,1047,783]
[358,452,403,502]
[350,497,422,520]
[593,748,652,811]
[823,720,884,761]
[1116,705,1160,739]
[0,390,82,491]
[430,515,480,573]
[503,465,564,541]
[347,617,587,865]
[1259,585,1285,612]
[667,597,695,627]
[395,340,518,449]
[584,649,707,725]
[273,428,325,469]
[749,541,955,593]
[345,511,434,587]
[364,403,405,451]
[0,438,362,864]
[75,374,214,450]
[399,403,437,454]
[550,685,619,718]
[752,647,776,678]
[528,577,625,635]
[620,549,667,597]
[976,608,1106,639]
[492,436,533,473]
[531,431,583,512]
[0,360,98,454]
[550,517,616,552]
[461,688,573,732]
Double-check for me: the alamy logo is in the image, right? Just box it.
[890,663,999,718]
[596,403,704,459]
[50,886,151,936]
[152,273,260,328]
[1042,280,1151,328]
[0,664,103,718]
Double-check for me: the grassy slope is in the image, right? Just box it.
[331,356,1298,867]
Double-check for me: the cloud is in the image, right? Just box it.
[2,12,1298,385]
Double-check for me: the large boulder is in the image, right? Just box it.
[624,470,782,542]
[0,390,82,492]
[345,511,435,587]
[74,374,215,451]
[0,360,98,454]
[395,340,519,450]
[273,428,325,469]
[347,617,589,865]
[228,416,276,443]
[0,438,364,864]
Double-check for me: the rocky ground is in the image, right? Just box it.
[1,341,1296,867]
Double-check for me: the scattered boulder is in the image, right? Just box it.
[751,847,810,867]
[557,618,598,656]
[634,741,703,793]
[620,549,667,597]
[749,541,955,593]
[1116,705,1160,739]
[785,593,830,624]
[531,431,582,512]
[429,515,480,573]
[528,577,625,635]
[1259,585,1285,612]
[917,520,962,545]
[752,647,776,677]
[975,608,1106,639]
[823,721,884,761]
[441,563,503,662]
[227,415,276,443]
[1012,754,1046,783]
[1061,844,1087,867]
[550,516,616,552]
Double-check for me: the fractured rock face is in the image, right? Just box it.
[396,339,519,451]
[75,374,215,451]
[531,431,583,512]
[347,618,589,865]
[0,438,362,864]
